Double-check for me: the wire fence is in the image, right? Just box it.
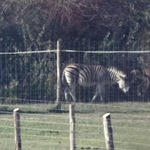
[0,41,150,150]
[1,103,150,150]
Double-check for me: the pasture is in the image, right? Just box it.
[0,102,150,150]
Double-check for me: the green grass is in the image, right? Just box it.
[0,102,150,150]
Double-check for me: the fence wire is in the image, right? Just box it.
[0,41,150,150]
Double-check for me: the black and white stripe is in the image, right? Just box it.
[62,63,129,102]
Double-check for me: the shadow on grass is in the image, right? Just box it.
[47,108,69,113]
[1,102,150,115]
[0,106,10,114]
[0,105,69,114]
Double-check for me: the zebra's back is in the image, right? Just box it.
[62,63,108,87]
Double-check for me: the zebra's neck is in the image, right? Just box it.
[107,67,123,83]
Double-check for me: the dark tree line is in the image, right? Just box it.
[0,0,150,46]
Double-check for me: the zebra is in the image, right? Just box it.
[62,63,129,102]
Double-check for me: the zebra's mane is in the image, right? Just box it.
[108,67,127,78]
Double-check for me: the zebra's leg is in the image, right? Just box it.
[91,85,102,102]
[64,87,76,102]
[69,84,77,102]
[91,85,104,103]
[64,88,69,102]
[69,90,76,102]
[64,84,77,102]
[91,90,99,102]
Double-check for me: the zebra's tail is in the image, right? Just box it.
[61,70,68,87]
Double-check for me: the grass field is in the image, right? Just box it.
[0,102,150,150]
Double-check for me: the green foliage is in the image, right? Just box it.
[0,53,56,104]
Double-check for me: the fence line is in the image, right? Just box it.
[12,106,111,150]
[1,40,148,106]
[0,40,150,105]
[0,49,150,55]
[1,102,150,150]
[1,40,150,150]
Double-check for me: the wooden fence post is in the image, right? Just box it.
[103,113,114,150]
[69,104,76,150]
[55,39,61,109]
[13,108,22,150]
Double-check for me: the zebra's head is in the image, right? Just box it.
[117,74,130,93]
[108,67,130,93]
